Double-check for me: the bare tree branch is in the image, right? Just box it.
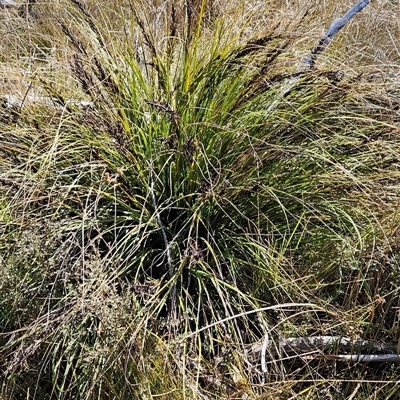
[0,0,18,8]
[302,0,371,69]
[248,335,400,366]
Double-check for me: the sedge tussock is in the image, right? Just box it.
[1,0,400,399]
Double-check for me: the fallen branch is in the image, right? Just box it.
[1,94,94,110]
[264,0,372,116]
[302,0,371,70]
[249,335,399,365]
[304,354,400,363]
[0,0,19,8]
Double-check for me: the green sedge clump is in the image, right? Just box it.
[1,1,400,399]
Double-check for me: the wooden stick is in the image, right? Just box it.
[303,354,400,363]
[248,335,398,365]
[302,0,371,69]
[0,0,19,8]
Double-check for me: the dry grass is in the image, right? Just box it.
[1,1,400,399]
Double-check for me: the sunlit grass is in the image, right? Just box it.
[1,0,400,399]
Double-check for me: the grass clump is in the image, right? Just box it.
[1,0,400,398]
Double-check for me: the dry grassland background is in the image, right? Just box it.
[1,1,400,399]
